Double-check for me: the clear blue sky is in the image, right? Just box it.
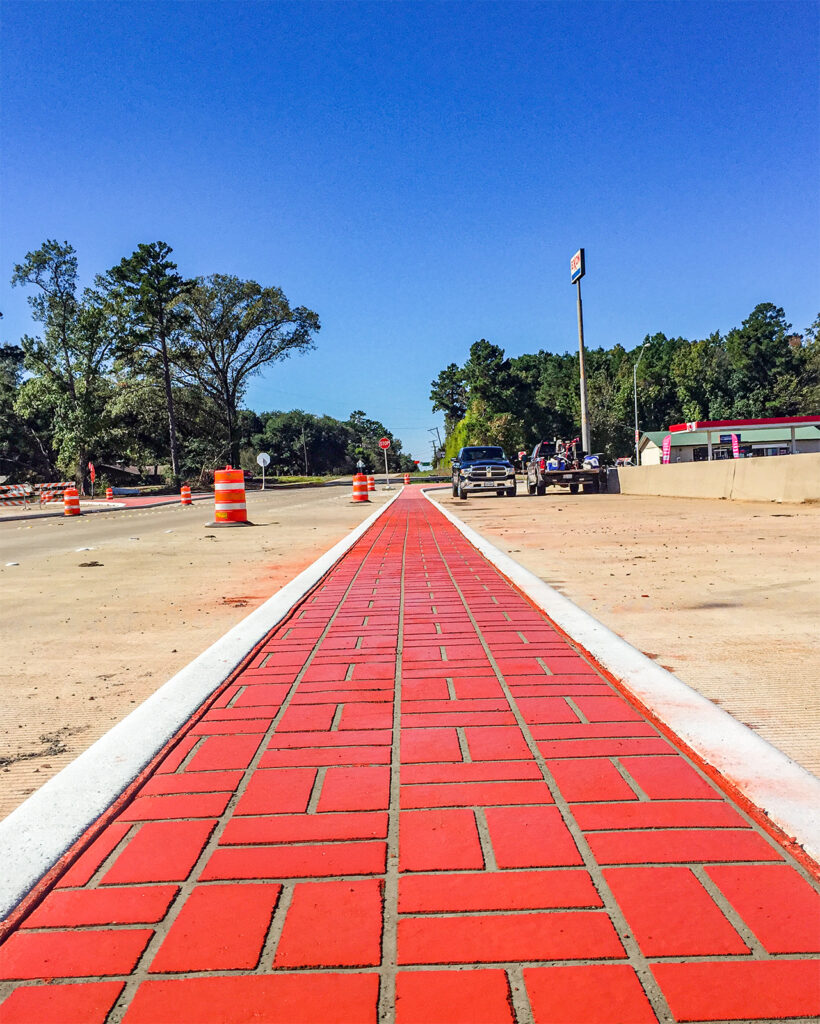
[2,1,818,460]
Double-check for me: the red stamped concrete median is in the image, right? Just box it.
[1,489,818,1023]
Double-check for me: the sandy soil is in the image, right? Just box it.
[0,487,391,819]
[430,487,820,779]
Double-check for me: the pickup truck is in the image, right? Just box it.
[525,438,605,494]
[451,446,517,499]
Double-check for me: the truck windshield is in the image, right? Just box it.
[462,447,504,461]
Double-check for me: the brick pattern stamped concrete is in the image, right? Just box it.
[1,489,819,1023]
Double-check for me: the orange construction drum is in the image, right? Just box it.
[212,466,251,525]
[180,485,192,506]
[352,474,370,503]
[63,487,80,517]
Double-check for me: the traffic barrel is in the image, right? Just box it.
[352,473,369,503]
[367,475,375,492]
[211,466,252,526]
[403,473,410,485]
[105,487,113,500]
[180,485,192,506]
[63,487,80,517]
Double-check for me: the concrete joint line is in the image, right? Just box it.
[0,490,403,921]
[423,488,820,867]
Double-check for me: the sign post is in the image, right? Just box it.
[378,437,391,489]
[256,452,270,490]
[570,249,591,454]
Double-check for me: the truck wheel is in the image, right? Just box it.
[536,481,546,496]
[569,483,579,494]
[527,479,536,495]
[506,483,517,497]
[458,483,468,500]
[582,479,600,494]
[452,480,458,497]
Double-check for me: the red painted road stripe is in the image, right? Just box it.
[1,489,818,1023]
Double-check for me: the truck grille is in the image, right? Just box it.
[473,466,507,479]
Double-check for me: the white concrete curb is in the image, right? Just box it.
[0,490,403,920]
[425,488,820,865]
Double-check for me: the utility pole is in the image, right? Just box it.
[633,340,649,465]
[570,248,591,454]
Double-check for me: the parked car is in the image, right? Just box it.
[451,446,517,499]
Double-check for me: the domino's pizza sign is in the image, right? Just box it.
[570,248,585,284]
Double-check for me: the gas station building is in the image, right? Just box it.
[639,415,820,465]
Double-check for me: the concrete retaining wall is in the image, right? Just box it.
[613,452,820,503]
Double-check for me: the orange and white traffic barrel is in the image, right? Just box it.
[367,475,375,492]
[352,473,369,503]
[63,487,80,517]
[403,473,410,485]
[212,466,250,526]
[180,485,192,506]
[105,487,113,500]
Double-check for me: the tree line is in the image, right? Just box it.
[1,240,413,489]
[430,303,820,461]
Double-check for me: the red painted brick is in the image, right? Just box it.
[465,726,532,761]
[122,973,379,1024]
[546,758,638,802]
[155,734,199,773]
[395,969,513,1024]
[231,683,289,707]
[102,819,216,884]
[234,767,316,815]
[573,800,747,831]
[191,716,273,735]
[55,822,131,888]
[201,841,386,879]
[150,883,281,972]
[399,809,484,871]
[402,760,541,784]
[401,780,553,809]
[604,866,748,956]
[537,737,672,757]
[586,828,783,864]
[403,711,516,728]
[276,703,337,731]
[706,863,820,953]
[186,733,265,771]
[485,806,583,867]
[140,770,243,796]
[22,885,178,928]
[293,687,392,704]
[516,697,580,724]
[619,754,719,799]
[651,960,820,1022]
[401,699,508,714]
[398,911,623,965]
[0,929,152,980]
[0,981,124,1024]
[221,811,388,845]
[572,695,644,722]
[274,878,383,967]
[401,727,462,763]
[261,744,391,767]
[453,677,505,698]
[317,765,391,811]
[118,791,231,821]
[534,722,658,739]
[524,965,656,1024]
[338,703,394,730]
[270,728,392,748]
[398,869,601,912]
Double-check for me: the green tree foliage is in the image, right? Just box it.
[175,274,320,467]
[429,363,468,433]
[107,242,190,481]
[11,241,115,489]
[436,303,819,462]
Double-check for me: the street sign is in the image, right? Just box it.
[256,453,270,467]
[570,248,585,284]
[88,462,96,482]
[356,460,365,471]
[378,437,391,450]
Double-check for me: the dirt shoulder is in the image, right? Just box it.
[0,488,392,819]
[430,487,820,779]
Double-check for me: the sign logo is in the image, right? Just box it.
[378,437,391,450]
[570,248,585,283]
[661,435,672,464]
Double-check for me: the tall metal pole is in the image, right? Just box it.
[575,278,591,453]
[633,340,648,465]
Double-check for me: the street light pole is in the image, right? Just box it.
[570,249,591,454]
[633,340,649,465]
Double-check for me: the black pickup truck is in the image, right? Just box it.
[451,446,517,499]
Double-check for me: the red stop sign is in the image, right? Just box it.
[88,462,96,482]
[378,437,391,450]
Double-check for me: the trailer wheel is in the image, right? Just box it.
[536,481,546,496]
[582,480,599,494]
[569,483,579,494]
